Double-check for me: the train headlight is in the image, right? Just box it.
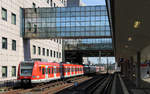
[32,76,36,78]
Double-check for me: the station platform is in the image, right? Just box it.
[111,73,150,94]
[121,75,150,94]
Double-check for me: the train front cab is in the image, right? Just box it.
[17,61,34,86]
[18,61,61,85]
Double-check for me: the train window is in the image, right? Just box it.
[54,68,56,73]
[64,68,65,72]
[56,68,57,73]
[58,67,59,73]
[56,68,58,73]
[49,68,50,74]
[45,68,48,74]
[65,68,66,72]
[42,68,45,75]
[39,67,41,72]
[57,67,59,73]
[47,68,49,74]
[66,68,67,72]
[52,67,53,74]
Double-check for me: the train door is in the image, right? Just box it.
[65,66,67,77]
[50,66,54,78]
[67,66,70,76]
[45,66,48,80]
[54,66,56,78]
[73,67,75,76]
[70,66,72,77]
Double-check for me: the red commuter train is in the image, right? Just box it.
[17,61,84,84]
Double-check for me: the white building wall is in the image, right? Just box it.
[0,0,64,81]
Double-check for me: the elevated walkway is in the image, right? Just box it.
[21,5,114,63]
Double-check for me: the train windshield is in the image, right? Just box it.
[20,61,34,76]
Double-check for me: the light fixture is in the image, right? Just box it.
[128,37,132,41]
[134,21,141,29]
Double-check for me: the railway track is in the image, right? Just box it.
[57,74,114,94]
[1,76,91,94]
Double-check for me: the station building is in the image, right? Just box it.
[0,0,66,81]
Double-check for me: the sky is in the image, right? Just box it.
[81,0,115,64]
[82,0,106,6]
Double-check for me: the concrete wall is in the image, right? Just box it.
[0,0,64,81]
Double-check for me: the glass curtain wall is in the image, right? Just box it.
[24,5,111,38]
[24,5,113,51]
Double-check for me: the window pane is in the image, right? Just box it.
[50,50,52,57]
[33,45,36,54]
[11,13,16,25]
[38,47,41,55]
[47,49,49,56]
[12,66,16,77]
[43,48,45,56]
[2,37,7,49]
[2,66,7,77]
[2,8,7,21]
[54,51,55,57]
[12,40,16,51]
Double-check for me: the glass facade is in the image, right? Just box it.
[64,38,112,50]
[24,5,111,39]
[24,5,113,52]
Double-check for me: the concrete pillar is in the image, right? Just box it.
[23,39,31,61]
[62,40,65,62]
[130,56,134,79]
[136,51,141,88]
[125,61,128,77]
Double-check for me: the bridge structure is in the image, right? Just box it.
[22,5,114,64]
